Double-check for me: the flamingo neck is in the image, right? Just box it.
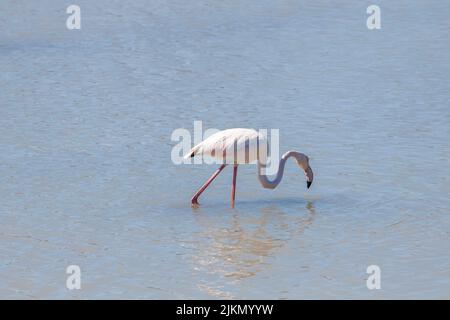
[257,151,307,189]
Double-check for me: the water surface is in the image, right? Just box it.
[0,0,449,299]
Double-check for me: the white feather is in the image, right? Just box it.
[184,128,267,164]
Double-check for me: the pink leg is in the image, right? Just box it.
[231,165,238,208]
[191,164,227,206]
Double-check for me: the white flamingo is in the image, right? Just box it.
[184,128,313,208]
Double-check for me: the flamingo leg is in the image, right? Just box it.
[191,164,227,206]
[231,164,238,208]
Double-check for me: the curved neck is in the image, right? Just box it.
[258,151,307,189]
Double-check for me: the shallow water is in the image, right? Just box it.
[0,0,449,299]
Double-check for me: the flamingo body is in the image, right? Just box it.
[185,128,267,164]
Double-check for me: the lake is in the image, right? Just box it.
[0,0,449,299]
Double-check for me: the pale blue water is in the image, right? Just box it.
[0,0,449,299]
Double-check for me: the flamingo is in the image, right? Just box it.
[184,128,313,208]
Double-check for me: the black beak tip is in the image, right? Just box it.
[307,181,312,189]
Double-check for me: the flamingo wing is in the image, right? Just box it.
[184,128,267,164]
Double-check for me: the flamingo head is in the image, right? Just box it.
[305,166,313,188]
[295,154,313,189]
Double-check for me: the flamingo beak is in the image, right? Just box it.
[307,181,312,189]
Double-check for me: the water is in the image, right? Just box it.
[0,0,449,299]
